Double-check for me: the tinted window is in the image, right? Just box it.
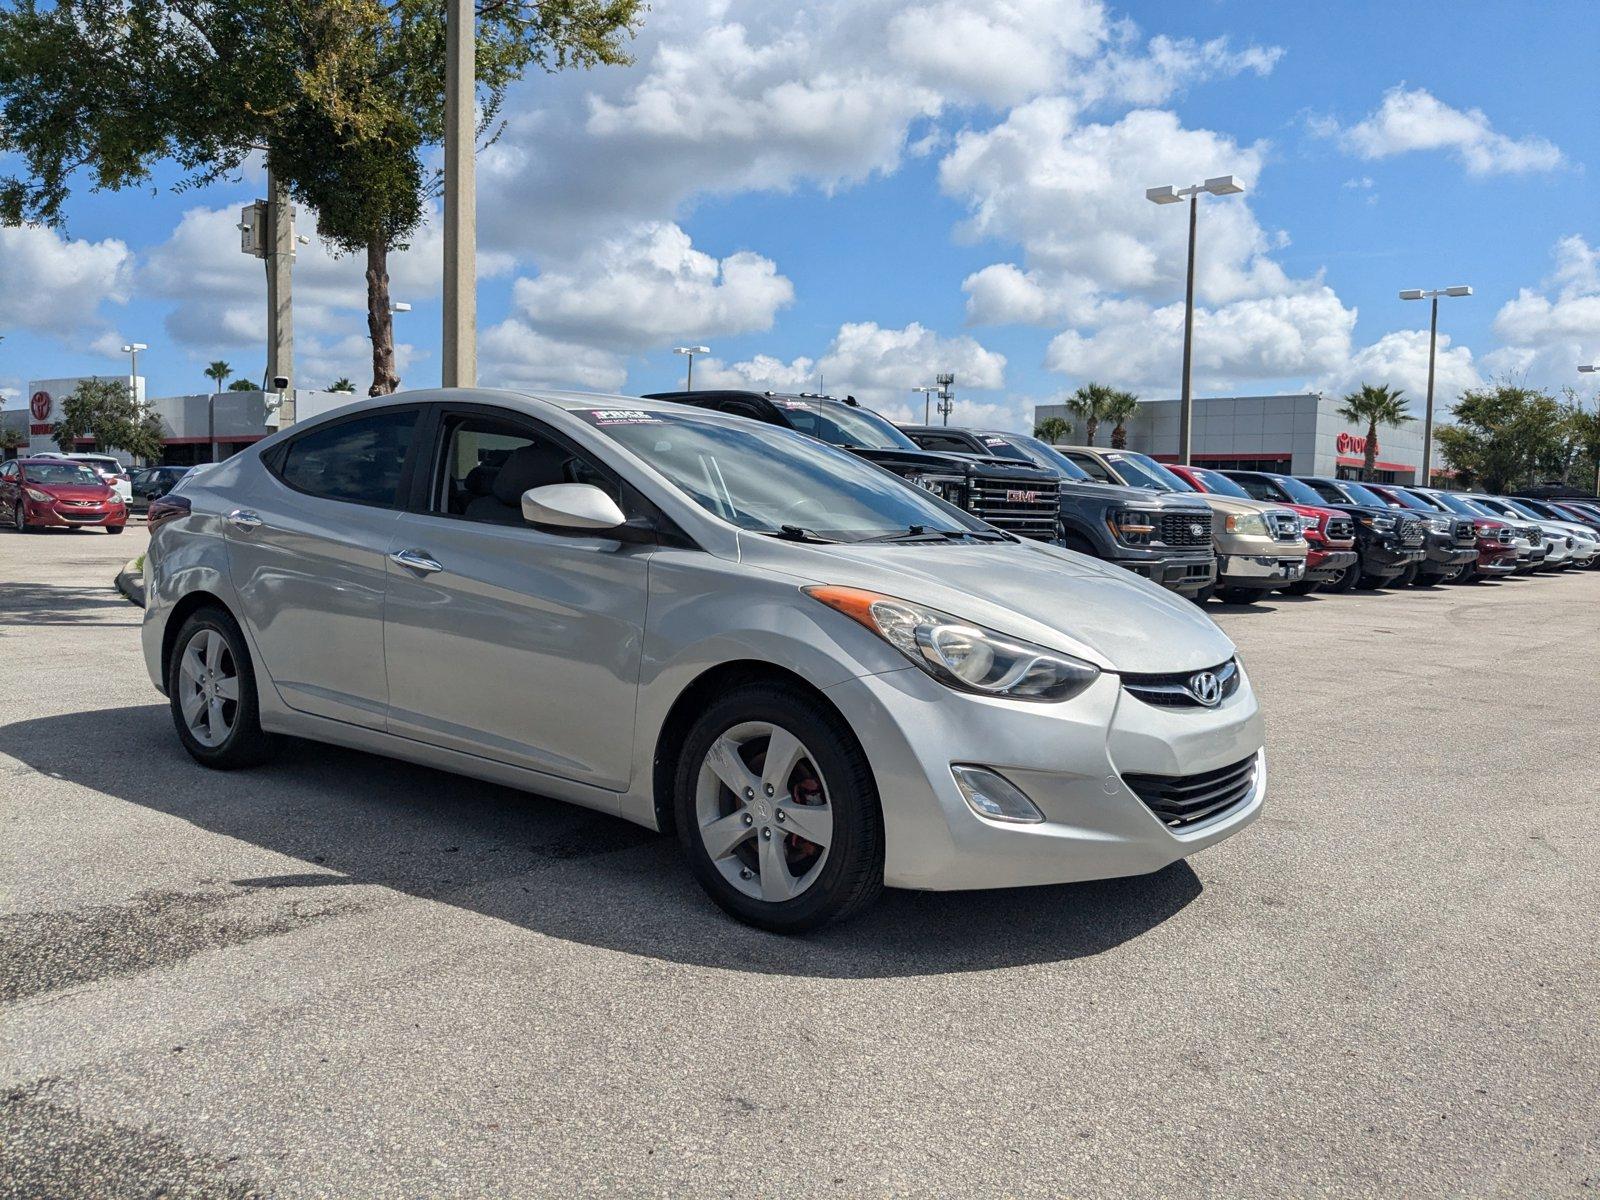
[1189,468,1252,499]
[1067,452,1117,484]
[1337,480,1390,507]
[1228,473,1282,502]
[775,401,920,451]
[995,435,1093,480]
[913,433,979,454]
[1103,452,1184,492]
[1300,478,1347,505]
[277,409,417,506]
[432,412,620,526]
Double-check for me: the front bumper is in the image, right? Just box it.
[1120,552,1216,595]
[22,498,127,528]
[1305,548,1358,581]
[1361,538,1426,575]
[824,665,1265,891]
[1217,553,1306,590]
[1420,538,1480,574]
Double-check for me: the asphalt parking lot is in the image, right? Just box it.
[3,524,1597,1198]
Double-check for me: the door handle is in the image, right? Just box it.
[390,548,443,574]
[228,508,264,532]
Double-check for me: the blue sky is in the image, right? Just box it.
[2,0,1595,430]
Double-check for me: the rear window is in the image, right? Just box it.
[273,409,418,507]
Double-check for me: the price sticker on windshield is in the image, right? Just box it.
[581,409,660,425]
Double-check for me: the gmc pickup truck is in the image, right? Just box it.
[644,391,1061,541]
[1058,447,1307,603]
[896,427,1216,597]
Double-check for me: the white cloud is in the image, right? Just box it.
[0,224,132,338]
[1316,328,1481,405]
[1483,235,1600,386]
[478,320,632,393]
[697,320,1005,408]
[509,222,793,351]
[1320,86,1564,176]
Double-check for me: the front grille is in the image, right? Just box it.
[1158,511,1214,547]
[1124,754,1258,828]
[1325,516,1355,542]
[1121,658,1241,708]
[1398,516,1425,546]
[1495,527,1512,544]
[1452,520,1476,544]
[966,477,1061,541]
[58,510,106,522]
[1269,511,1302,541]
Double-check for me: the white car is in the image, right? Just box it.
[1469,495,1594,569]
[34,451,134,503]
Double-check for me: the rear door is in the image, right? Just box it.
[381,403,652,790]
[225,405,422,729]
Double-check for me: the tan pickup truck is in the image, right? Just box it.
[1059,446,1309,603]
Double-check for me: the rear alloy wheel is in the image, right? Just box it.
[167,607,278,769]
[676,683,882,933]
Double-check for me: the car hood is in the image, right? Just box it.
[30,483,114,502]
[739,535,1236,674]
[1060,479,1210,510]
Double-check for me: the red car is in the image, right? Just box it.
[0,457,128,534]
[1168,464,1357,594]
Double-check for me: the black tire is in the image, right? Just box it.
[1394,563,1419,587]
[1325,562,1360,592]
[1356,572,1390,590]
[674,681,884,933]
[106,524,125,534]
[1216,586,1262,605]
[14,503,31,533]
[1283,579,1322,595]
[166,605,279,770]
[1191,582,1216,605]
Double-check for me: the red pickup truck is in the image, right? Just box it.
[1168,465,1358,594]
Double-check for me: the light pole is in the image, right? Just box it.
[912,385,939,424]
[935,372,955,425]
[120,342,148,402]
[442,0,477,387]
[674,345,709,391]
[1399,285,1472,484]
[1581,364,1598,495]
[1146,175,1246,465]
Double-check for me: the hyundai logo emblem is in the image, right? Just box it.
[1187,670,1222,706]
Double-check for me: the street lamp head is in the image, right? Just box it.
[1579,364,1598,374]
[1398,289,1425,301]
[674,345,710,356]
[1203,175,1245,196]
[121,342,149,353]
[1443,285,1473,297]
[390,301,412,314]
[1145,185,1181,205]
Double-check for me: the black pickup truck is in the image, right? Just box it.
[644,391,1061,541]
[898,426,1217,598]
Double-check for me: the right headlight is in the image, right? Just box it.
[24,488,52,502]
[804,585,1101,702]
[905,473,966,505]
[1224,511,1269,536]
[1361,514,1397,532]
[1106,508,1160,546]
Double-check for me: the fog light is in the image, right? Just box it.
[951,765,1044,824]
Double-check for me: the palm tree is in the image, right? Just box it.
[1033,416,1072,444]
[328,377,355,393]
[1066,382,1116,446]
[204,360,231,394]
[1103,390,1141,449]
[1337,383,1413,480]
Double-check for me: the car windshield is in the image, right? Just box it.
[1336,480,1390,507]
[1104,451,1188,492]
[773,400,920,451]
[1500,498,1550,520]
[78,458,120,472]
[1258,475,1321,506]
[991,434,1093,480]
[1426,491,1482,516]
[25,463,101,486]
[581,409,990,542]
[1190,468,1252,499]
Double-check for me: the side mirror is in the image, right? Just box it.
[521,483,628,532]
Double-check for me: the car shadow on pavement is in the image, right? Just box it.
[0,704,1203,980]
[0,579,138,627]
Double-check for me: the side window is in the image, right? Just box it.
[1068,452,1116,483]
[1305,480,1343,504]
[719,400,766,420]
[275,409,417,507]
[1235,475,1275,502]
[917,434,975,454]
[433,412,621,527]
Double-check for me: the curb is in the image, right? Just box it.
[115,558,146,608]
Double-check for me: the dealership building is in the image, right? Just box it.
[3,376,349,466]
[1033,392,1432,484]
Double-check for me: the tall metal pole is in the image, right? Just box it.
[1179,192,1198,466]
[127,347,138,402]
[266,169,295,425]
[442,0,477,388]
[684,353,694,391]
[1420,295,1439,486]
[208,393,217,463]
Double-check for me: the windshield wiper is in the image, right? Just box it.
[860,525,1008,544]
[766,524,838,543]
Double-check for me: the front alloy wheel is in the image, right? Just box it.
[676,682,883,933]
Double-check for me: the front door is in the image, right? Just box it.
[225,406,421,729]
[382,405,651,791]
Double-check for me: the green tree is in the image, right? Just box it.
[51,379,164,459]
[1033,416,1071,444]
[204,360,231,394]
[1066,382,1117,446]
[1336,383,1412,480]
[328,377,356,393]
[0,426,25,455]
[0,0,644,396]
[1103,389,1141,450]
[1435,383,1567,494]
[228,379,257,391]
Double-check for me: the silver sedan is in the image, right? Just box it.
[141,390,1265,931]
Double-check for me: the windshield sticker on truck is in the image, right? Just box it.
[581,409,660,426]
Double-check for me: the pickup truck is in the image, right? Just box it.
[644,391,1062,541]
[1173,464,1356,595]
[1057,447,1307,603]
[1360,483,1481,585]
[896,427,1216,598]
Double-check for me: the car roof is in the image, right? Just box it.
[17,456,100,465]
